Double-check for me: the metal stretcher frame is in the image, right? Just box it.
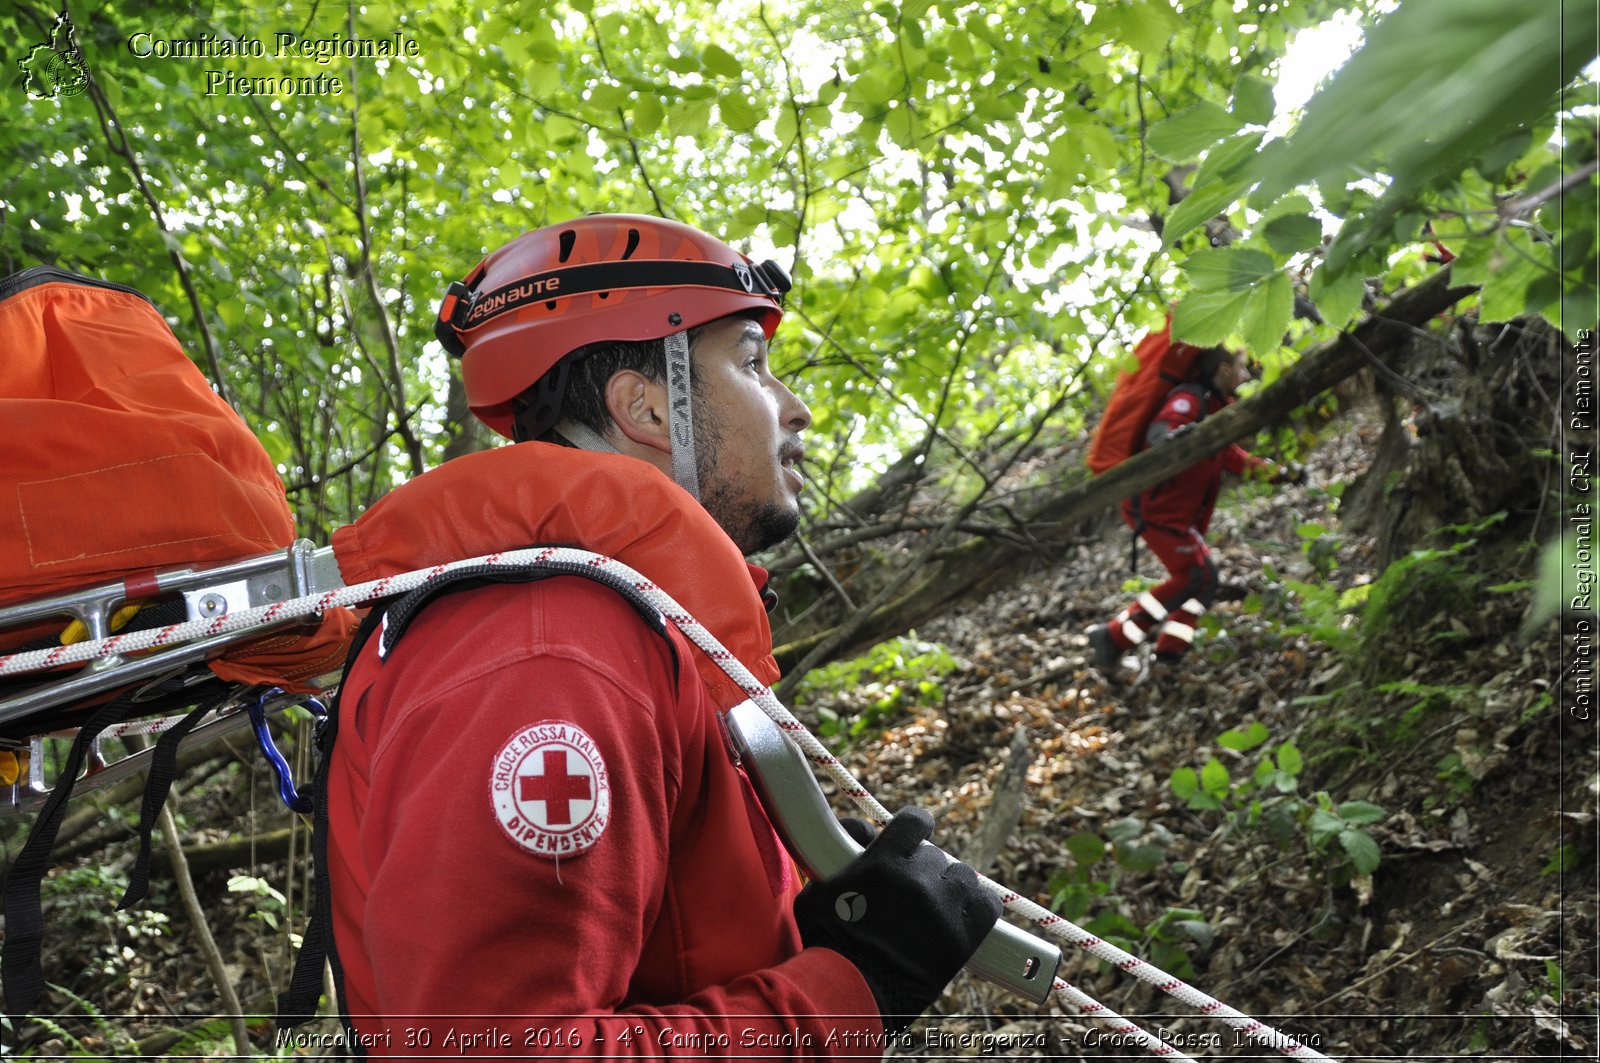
[0,542,345,813]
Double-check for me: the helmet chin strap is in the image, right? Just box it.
[663,329,700,501]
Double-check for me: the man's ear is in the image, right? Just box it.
[605,369,672,454]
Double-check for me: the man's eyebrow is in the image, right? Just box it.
[736,322,767,350]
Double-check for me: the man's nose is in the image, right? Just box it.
[778,380,811,431]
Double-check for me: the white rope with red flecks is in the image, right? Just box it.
[0,547,1334,1061]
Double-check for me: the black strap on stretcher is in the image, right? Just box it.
[276,563,671,1047]
[2,673,222,1023]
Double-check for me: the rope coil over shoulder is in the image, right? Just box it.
[0,549,1336,1062]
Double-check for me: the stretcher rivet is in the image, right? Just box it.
[265,583,284,601]
[197,593,228,618]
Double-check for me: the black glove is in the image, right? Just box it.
[793,807,1002,1033]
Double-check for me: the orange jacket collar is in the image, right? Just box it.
[332,443,781,707]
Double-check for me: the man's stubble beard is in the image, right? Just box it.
[694,408,800,557]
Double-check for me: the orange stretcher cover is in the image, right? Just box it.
[0,267,354,691]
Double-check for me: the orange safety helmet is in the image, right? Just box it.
[435,214,790,439]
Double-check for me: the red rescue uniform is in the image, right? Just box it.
[1108,385,1268,660]
[323,443,881,1056]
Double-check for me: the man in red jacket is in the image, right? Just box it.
[1088,347,1297,672]
[296,215,999,1057]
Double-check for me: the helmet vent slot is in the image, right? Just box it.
[622,228,641,260]
[558,229,577,263]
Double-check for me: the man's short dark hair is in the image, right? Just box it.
[512,337,664,444]
[1195,345,1235,385]
[509,318,735,444]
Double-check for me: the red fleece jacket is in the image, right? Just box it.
[324,444,882,1057]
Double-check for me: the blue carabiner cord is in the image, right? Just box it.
[247,688,326,815]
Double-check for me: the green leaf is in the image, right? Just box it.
[1240,270,1294,357]
[1275,741,1304,776]
[1308,260,1369,328]
[1170,766,1200,799]
[1104,817,1145,845]
[1172,287,1251,347]
[1098,0,1185,61]
[671,98,712,137]
[885,103,916,149]
[215,298,245,328]
[1546,959,1567,994]
[1066,831,1107,866]
[1339,828,1382,874]
[1183,246,1278,292]
[1262,213,1323,255]
[701,43,743,78]
[1164,177,1243,246]
[256,429,291,468]
[631,93,665,137]
[1217,721,1270,752]
[1147,100,1245,162]
[1307,808,1344,847]
[1544,842,1578,874]
[1254,0,1600,203]
[1230,75,1276,126]
[1336,800,1387,825]
[719,94,762,132]
[1199,757,1230,798]
[1115,842,1168,872]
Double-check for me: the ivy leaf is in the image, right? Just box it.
[1147,100,1245,162]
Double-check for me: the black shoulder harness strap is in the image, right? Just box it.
[277,563,673,1047]
[2,669,230,1026]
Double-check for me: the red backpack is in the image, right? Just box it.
[0,265,354,689]
[1086,316,1206,474]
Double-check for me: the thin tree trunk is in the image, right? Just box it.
[160,803,252,1055]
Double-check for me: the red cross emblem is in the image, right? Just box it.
[491,721,611,857]
[519,750,593,825]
